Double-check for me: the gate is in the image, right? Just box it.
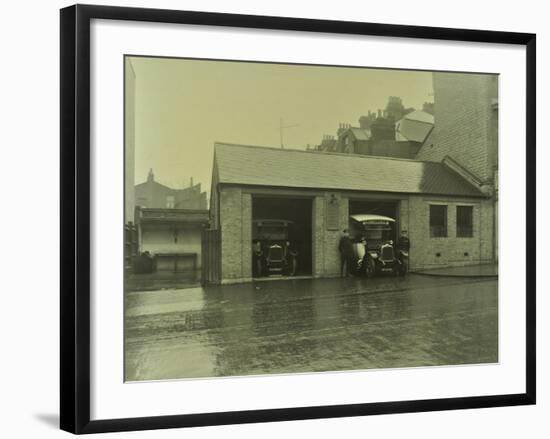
[124,222,139,273]
[201,228,221,285]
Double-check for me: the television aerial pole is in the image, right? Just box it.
[279,117,299,148]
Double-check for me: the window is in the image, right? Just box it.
[430,205,447,237]
[166,195,175,208]
[456,206,474,237]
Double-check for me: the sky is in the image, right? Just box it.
[127,57,433,195]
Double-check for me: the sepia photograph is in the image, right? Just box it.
[123,56,499,382]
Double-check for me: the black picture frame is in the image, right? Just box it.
[60,4,536,434]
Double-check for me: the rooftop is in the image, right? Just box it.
[395,110,434,143]
[348,127,371,141]
[136,207,209,224]
[213,143,485,198]
[402,110,434,124]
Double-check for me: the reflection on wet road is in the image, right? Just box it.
[125,275,497,381]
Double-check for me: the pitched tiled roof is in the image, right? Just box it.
[214,143,485,198]
[396,118,433,143]
[396,110,434,144]
[402,110,434,124]
[349,127,371,141]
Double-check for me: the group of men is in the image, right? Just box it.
[338,229,410,277]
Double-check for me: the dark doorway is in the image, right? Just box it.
[252,197,313,277]
[348,200,399,241]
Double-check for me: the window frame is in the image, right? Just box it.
[456,205,474,238]
[429,204,448,238]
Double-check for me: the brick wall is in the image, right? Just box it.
[333,195,350,275]
[312,193,349,277]
[404,195,494,270]
[479,198,495,262]
[241,193,252,280]
[416,73,498,184]
[218,189,351,282]
[219,187,252,283]
[216,188,493,283]
[312,196,325,277]
[399,198,410,235]
[413,72,498,267]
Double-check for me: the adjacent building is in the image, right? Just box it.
[395,110,434,145]
[132,171,209,281]
[135,207,209,281]
[416,72,498,261]
[125,58,136,224]
[124,58,137,271]
[416,73,498,194]
[314,97,433,160]
[135,169,208,210]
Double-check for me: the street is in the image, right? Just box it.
[125,274,498,381]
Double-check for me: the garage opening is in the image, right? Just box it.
[252,197,313,278]
[348,200,399,242]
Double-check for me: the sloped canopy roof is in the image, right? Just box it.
[214,143,485,198]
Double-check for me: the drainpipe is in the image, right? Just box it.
[493,170,498,263]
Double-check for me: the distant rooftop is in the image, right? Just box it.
[136,207,209,224]
[396,110,434,143]
[401,110,434,124]
[213,143,485,198]
[348,127,371,141]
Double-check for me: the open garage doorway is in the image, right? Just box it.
[348,200,399,242]
[252,197,313,278]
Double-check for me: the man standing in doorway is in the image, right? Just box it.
[397,230,410,253]
[338,229,354,277]
[396,229,411,270]
[252,239,264,277]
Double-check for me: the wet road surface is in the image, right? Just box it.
[125,274,498,381]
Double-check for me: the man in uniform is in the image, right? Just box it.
[396,230,410,269]
[285,241,299,276]
[338,229,355,277]
[252,239,264,277]
[397,230,410,252]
